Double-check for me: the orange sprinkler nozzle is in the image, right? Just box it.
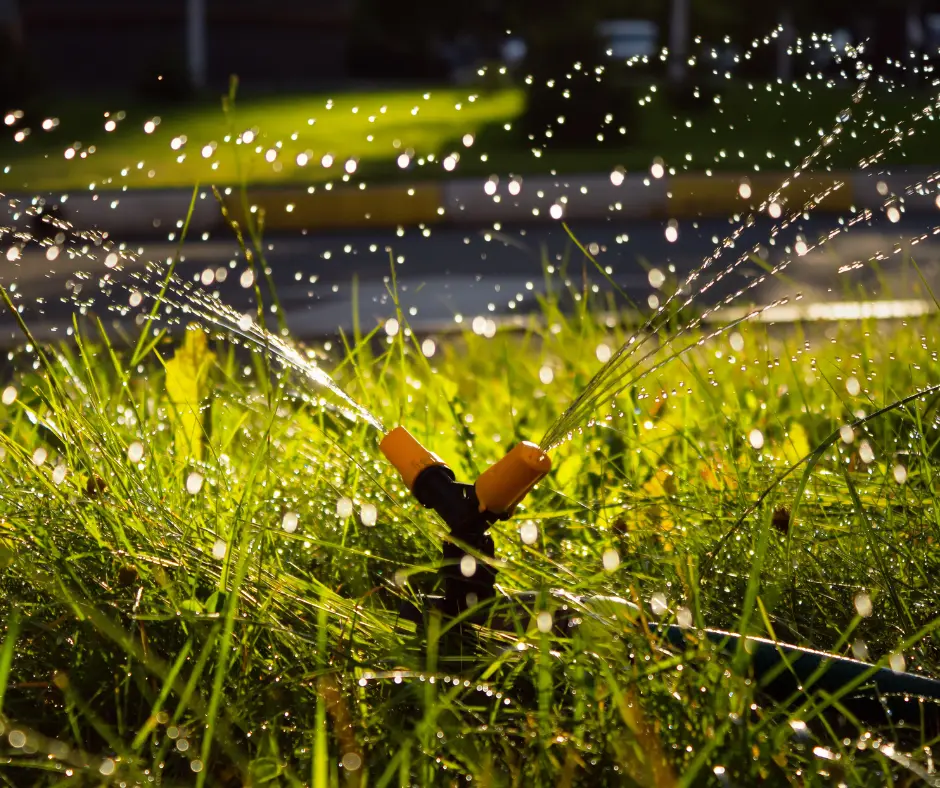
[475,442,552,516]
[380,426,449,491]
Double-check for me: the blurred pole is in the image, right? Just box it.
[667,0,689,84]
[187,0,207,91]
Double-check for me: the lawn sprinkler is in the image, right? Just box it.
[380,425,551,618]
[381,425,940,732]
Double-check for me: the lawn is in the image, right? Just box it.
[1,238,940,784]
[2,79,937,193]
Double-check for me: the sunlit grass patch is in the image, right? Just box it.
[1,269,939,783]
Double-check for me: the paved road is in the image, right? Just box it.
[2,213,939,343]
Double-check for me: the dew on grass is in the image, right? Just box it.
[8,730,25,748]
[893,464,908,484]
[595,343,611,363]
[602,548,620,571]
[854,592,873,618]
[52,463,66,485]
[729,332,744,353]
[520,521,539,545]
[859,440,875,464]
[846,376,861,396]
[648,269,665,289]
[282,512,299,533]
[342,753,362,771]
[889,652,907,673]
[539,365,554,385]
[186,472,204,495]
[840,424,855,444]
[360,503,377,526]
[384,318,399,337]
[99,759,116,776]
[421,338,436,357]
[31,447,47,466]
[211,540,227,560]
[536,611,553,633]
[127,441,144,463]
[852,639,870,661]
[748,429,764,450]
[676,606,693,629]
[336,497,353,518]
[1,385,16,405]
[650,592,668,617]
[239,269,255,288]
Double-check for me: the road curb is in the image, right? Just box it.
[22,168,936,237]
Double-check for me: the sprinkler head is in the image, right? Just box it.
[380,426,450,491]
[380,426,552,619]
[475,441,551,517]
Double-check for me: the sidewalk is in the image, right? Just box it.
[32,168,936,238]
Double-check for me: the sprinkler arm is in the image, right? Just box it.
[380,426,551,617]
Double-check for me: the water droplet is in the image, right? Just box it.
[239,269,255,289]
[360,503,377,526]
[859,441,875,464]
[282,512,299,533]
[893,464,908,484]
[127,441,144,463]
[549,203,564,220]
[648,269,665,289]
[53,463,66,485]
[889,652,906,673]
[384,318,399,337]
[650,592,668,617]
[610,167,626,186]
[539,365,554,385]
[7,730,25,748]
[854,592,873,618]
[336,497,353,518]
[749,429,764,450]
[887,206,901,223]
[186,472,204,495]
[421,338,436,357]
[460,554,477,577]
[520,521,539,545]
[32,447,47,466]
[840,424,855,444]
[212,539,227,560]
[729,332,744,353]
[99,759,116,776]
[342,753,362,771]
[536,611,553,633]
[602,548,620,571]
[1,386,17,405]
[676,606,693,629]
[738,182,752,199]
[852,639,870,661]
[846,376,860,396]
[595,343,611,363]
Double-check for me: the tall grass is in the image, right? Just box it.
[0,259,939,785]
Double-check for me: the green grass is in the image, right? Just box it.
[3,79,938,193]
[2,245,940,785]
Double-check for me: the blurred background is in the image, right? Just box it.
[4,0,939,100]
